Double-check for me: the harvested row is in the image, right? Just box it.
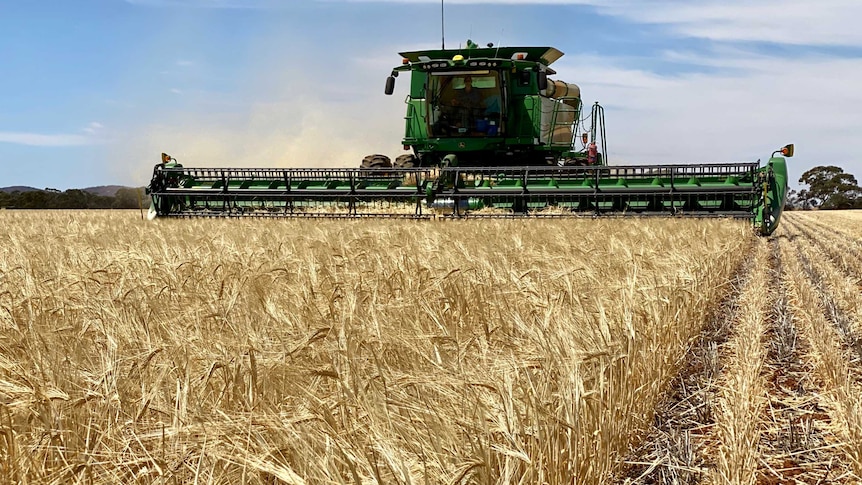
[0,211,752,484]
[786,216,862,345]
[795,208,862,230]
[775,215,862,479]
[622,212,862,484]
[751,236,845,483]
[708,239,770,484]
[621,244,756,483]
[789,212,862,281]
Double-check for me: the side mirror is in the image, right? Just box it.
[384,76,396,95]
[781,144,794,157]
[537,71,548,91]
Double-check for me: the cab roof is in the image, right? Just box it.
[399,46,564,66]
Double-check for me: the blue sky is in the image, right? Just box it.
[2,0,861,190]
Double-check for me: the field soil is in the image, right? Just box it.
[0,210,860,484]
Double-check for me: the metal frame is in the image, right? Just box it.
[148,163,760,220]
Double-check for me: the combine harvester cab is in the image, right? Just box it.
[146,40,793,236]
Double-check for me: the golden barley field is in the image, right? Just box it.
[1,210,861,484]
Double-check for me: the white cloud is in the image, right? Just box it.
[125,0,280,7]
[553,51,862,185]
[593,0,862,47]
[0,122,109,146]
[0,132,96,147]
[82,122,104,135]
[124,0,862,47]
[328,0,862,47]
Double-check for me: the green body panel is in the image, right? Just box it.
[752,156,789,236]
[409,71,427,99]
[520,95,542,140]
[404,99,427,141]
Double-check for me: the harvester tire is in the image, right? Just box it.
[361,154,392,169]
[394,154,418,169]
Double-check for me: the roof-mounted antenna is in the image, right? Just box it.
[441,0,445,49]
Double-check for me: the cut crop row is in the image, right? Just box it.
[774,214,862,479]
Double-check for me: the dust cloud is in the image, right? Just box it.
[110,53,411,186]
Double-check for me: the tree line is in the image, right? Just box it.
[1,167,858,211]
[788,165,862,210]
[0,187,149,210]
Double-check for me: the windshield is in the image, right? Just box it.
[427,71,503,138]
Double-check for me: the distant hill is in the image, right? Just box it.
[82,185,129,197]
[1,185,135,196]
[1,186,41,193]
[0,185,148,209]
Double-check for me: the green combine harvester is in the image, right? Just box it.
[147,40,793,235]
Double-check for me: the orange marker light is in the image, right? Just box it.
[402,58,409,65]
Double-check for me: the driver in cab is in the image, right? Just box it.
[451,76,482,110]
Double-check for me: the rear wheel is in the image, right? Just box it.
[360,154,392,169]
[394,154,417,169]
